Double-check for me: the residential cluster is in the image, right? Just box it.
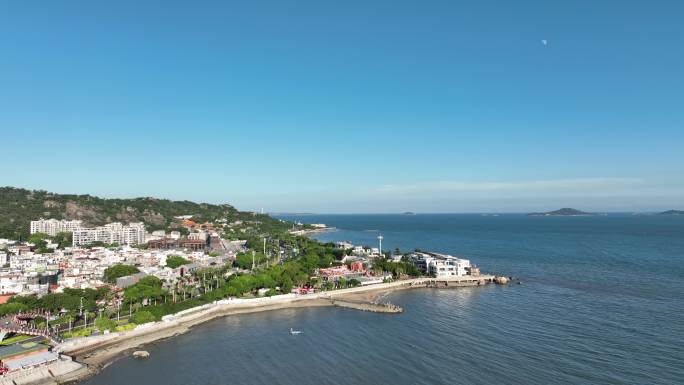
[306,241,478,290]
[30,219,145,246]
[0,218,480,302]
[0,218,249,299]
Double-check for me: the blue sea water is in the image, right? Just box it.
[83,214,684,385]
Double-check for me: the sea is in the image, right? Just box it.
[82,214,684,385]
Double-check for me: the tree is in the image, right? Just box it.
[95,317,116,332]
[104,264,140,284]
[52,232,73,249]
[131,310,156,324]
[337,277,347,288]
[166,255,191,269]
[235,252,266,269]
[281,277,294,294]
[0,303,28,316]
[124,276,164,305]
[28,233,51,253]
[318,254,335,268]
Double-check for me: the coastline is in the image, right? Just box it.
[42,275,494,384]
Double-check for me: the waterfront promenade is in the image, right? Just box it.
[2,275,494,385]
[58,275,495,362]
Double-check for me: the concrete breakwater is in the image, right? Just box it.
[332,299,403,313]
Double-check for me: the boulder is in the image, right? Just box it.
[133,350,150,358]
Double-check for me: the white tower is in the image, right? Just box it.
[377,234,383,257]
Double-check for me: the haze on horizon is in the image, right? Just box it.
[1,1,683,214]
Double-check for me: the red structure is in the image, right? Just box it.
[147,238,207,251]
[350,261,364,272]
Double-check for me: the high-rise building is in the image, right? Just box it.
[30,219,83,236]
[72,222,145,246]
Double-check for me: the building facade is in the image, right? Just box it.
[409,252,472,278]
[72,222,145,246]
[30,219,83,236]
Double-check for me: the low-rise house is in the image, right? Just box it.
[0,274,26,295]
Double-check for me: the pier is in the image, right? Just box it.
[412,274,496,288]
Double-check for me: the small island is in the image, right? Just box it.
[527,208,594,216]
[658,210,684,215]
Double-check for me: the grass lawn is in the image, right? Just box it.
[0,334,34,345]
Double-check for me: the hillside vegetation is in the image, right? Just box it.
[0,186,275,240]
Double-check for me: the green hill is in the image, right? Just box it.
[527,208,594,216]
[0,187,278,240]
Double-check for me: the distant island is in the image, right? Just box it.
[402,212,416,215]
[658,210,684,215]
[527,208,595,217]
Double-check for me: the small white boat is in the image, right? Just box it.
[289,328,302,335]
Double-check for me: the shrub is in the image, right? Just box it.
[62,327,94,339]
[95,317,117,332]
[114,323,137,332]
[131,310,156,324]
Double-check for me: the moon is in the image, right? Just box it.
[541,39,548,46]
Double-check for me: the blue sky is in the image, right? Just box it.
[1,1,683,213]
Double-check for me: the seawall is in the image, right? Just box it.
[39,275,496,384]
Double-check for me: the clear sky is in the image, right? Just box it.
[1,1,683,213]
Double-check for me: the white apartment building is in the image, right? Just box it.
[72,222,146,246]
[30,219,83,236]
[428,256,471,278]
[0,275,26,295]
[409,252,472,278]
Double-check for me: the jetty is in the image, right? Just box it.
[412,275,496,288]
[332,299,403,313]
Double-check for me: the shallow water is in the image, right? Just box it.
[82,214,684,385]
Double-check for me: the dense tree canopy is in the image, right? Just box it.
[165,255,191,269]
[124,276,165,305]
[104,264,140,284]
[5,288,107,315]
